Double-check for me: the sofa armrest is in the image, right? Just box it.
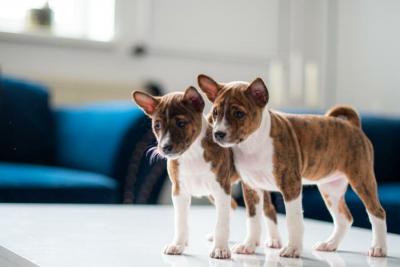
[0,76,55,164]
[55,101,168,203]
[113,114,167,204]
[55,101,144,177]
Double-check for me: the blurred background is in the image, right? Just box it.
[0,0,399,233]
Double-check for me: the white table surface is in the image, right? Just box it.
[0,204,398,267]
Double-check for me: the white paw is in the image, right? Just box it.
[206,233,214,242]
[232,241,258,254]
[164,244,185,255]
[266,238,282,249]
[210,246,231,259]
[313,241,338,252]
[368,246,387,257]
[279,245,301,258]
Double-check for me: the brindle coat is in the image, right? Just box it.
[198,74,386,222]
[270,110,385,219]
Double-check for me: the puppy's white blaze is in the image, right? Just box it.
[214,98,230,136]
[284,196,304,249]
[160,132,171,148]
[213,115,238,148]
[368,212,387,250]
[213,119,228,134]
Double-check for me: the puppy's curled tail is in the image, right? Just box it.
[325,105,361,128]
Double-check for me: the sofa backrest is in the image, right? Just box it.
[0,76,55,164]
[362,115,400,183]
[55,102,144,178]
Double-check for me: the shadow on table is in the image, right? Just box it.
[162,249,400,267]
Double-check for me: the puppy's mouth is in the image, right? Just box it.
[213,135,245,148]
[164,153,181,160]
[213,137,236,148]
[158,147,185,160]
[158,151,181,159]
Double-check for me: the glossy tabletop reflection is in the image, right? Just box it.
[0,204,398,267]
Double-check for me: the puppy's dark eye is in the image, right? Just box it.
[213,108,218,117]
[177,120,187,128]
[234,110,245,119]
[154,121,161,130]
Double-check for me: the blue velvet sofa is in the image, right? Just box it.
[1,76,398,233]
[0,76,167,204]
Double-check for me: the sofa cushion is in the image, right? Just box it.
[0,76,55,164]
[361,115,400,183]
[55,101,144,177]
[0,162,118,203]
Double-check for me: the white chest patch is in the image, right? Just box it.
[178,153,220,197]
[233,135,278,192]
[233,109,279,192]
[175,118,225,198]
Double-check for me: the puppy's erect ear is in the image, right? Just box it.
[183,86,205,112]
[132,91,160,116]
[197,74,221,102]
[246,78,269,107]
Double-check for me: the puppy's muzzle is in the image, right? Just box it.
[214,131,226,141]
[162,144,173,154]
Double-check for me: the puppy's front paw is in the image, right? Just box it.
[313,241,337,252]
[368,246,386,257]
[210,246,231,259]
[279,246,301,258]
[232,241,258,254]
[266,238,282,249]
[164,244,185,255]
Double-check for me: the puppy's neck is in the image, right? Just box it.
[179,115,208,160]
[236,107,271,154]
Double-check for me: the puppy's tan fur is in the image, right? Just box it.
[133,88,238,258]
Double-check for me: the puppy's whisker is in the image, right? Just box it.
[146,146,165,164]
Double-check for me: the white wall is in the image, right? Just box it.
[4,0,398,115]
[0,0,329,108]
[335,0,400,115]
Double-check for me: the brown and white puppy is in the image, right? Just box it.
[132,87,238,259]
[198,74,387,258]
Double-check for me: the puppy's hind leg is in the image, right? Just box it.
[348,171,387,257]
[314,177,353,252]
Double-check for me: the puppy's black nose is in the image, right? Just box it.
[214,131,226,141]
[162,144,173,154]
